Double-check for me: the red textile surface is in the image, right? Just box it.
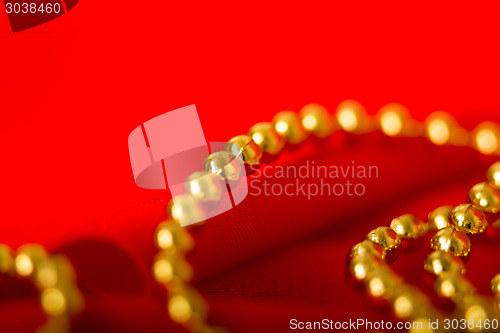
[2,1,500,332]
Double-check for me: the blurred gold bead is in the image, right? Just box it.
[427,205,452,231]
[450,203,488,234]
[366,227,402,252]
[393,294,414,319]
[435,273,475,302]
[185,171,224,202]
[473,122,500,155]
[153,251,192,285]
[378,103,410,136]
[167,194,205,226]
[491,274,500,295]
[469,182,500,213]
[430,227,471,257]
[390,214,426,239]
[15,244,47,277]
[336,100,368,133]
[248,122,285,155]
[299,103,334,137]
[168,288,207,324]
[0,244,13,274]
[487,161,500,188]
[169,295,193,323]
[459,296,493,331]
[391,287,426,319]
[424,250,466,276]
[203,151,242,181]
[41,287,67,316]
[225,135,262,165]
[349,240,386,260]
[425,111,456,145]
[36,256,74,289]
[155,221,193,254]
[348,254,384,281]
[273,111,307,144]
[365,267,401,300]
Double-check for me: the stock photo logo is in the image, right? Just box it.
[128,105,249,227]
[3,0,79,32]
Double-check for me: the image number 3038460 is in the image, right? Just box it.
[3,0,78,32]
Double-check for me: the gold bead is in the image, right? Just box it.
[225,135,262,165]
[366,227,402,252]
[185,171,224,202]
[425,112,450,145]
[15,244,47,277]
[365,267,401,300]
[299,103,334,137]
[391,287,427,320]
[41,287,67,316]
[425,111,462,146]
[272,111,307,144]
[458,296,494,331]
[349,240,386,260]
[36,256,75,289]
[336,100,368,133]
[473,121,500,155]
[390,214,426,239]
[167,195,205,226]
[487,161,500,188]
[450,203,488,234]
[491,273,500,295]
[424,250,466,276]
[469,182,500,213]
[435,272,475,302]
[348,254,384,281]
[248,122,285,155]
[0,244,13,274]
[427,205,452,231]
[203,151,242,181]
[430,227,471,257]
[155,221,193,254]
[378,103,410,137]
[153,251,193,286]
[168,287,207,324]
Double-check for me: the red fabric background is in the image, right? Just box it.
[1,1,500,332]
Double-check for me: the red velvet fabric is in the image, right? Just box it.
[2,132,500,332]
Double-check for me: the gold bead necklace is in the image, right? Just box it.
[0,244,84,333]
[155,101,500,332]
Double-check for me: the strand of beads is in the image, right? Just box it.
[154,101,500,332]
[348,161,500,332]
[350,215,447,333]
[152,104,335,332]
[0,244,84,333]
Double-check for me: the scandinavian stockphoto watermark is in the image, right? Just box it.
[248,160,379,200]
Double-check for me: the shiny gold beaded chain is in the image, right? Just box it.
[153,100,500,333]
[0,244,84,333]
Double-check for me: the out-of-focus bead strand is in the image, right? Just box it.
[0,244,84,333]
[159,101,500,332]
